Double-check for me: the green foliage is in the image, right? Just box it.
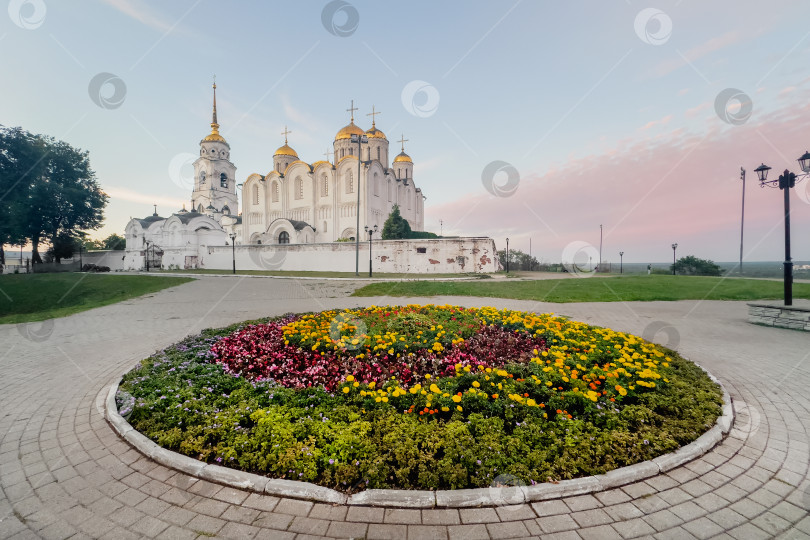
[381,205,412,240]
[672,255,722,276]
[334,237,352,243]
[46,231,80,262]
[497,248,540,271]
[102,233,126,250]
[118,316,723,492]
[0,126,107,263]
[408,230,439,239]
[353,275,810,302]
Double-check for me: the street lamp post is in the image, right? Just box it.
[754,151,810,306]
[364,224,378,277]
[671,243,678,275]
[351,132,369,276]
[505,238,510,274]
[145,241,151,272]
[619,251,624,274]
[229,232,237,274]
[739,167,746,275]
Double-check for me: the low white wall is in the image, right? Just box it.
[82,250,127,271]
[201,238,497,274]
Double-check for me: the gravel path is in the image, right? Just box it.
[1,276,808,539]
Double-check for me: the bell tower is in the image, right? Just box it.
[191,78,238,218]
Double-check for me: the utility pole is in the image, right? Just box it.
[598,224,603,272]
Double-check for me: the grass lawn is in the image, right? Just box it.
[0,273,194,324]
[152,268,484,279]
[352,275,810,303]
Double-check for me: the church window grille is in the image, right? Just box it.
[252,185,259,205]
[220,173,227,188]
[377,147,380,160]
[374,173,379,197]
[272,182,279,203]
[295,177,303,199]
[321,175,328,197]
[346,172,353,194]
[278,231,290,244]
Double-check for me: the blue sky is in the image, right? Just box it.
[2,0,810,263]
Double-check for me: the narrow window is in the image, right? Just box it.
[252,184,259,205]
[278,231,290,244]
[220,173,227,188]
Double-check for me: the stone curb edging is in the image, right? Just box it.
[104,363,734,508]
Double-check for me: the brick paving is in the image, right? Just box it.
[1,276,809,539]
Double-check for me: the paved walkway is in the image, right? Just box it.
[1,276,809,539]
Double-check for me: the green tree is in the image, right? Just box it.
[497,248,539,272]
[672,255,721,276]
[0,127,108,263]
[102,233,126,250]
[0,127,44,265]
[381,204,412,240]
[46,231,80,263]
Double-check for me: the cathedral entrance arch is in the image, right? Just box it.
[341,228,356,241]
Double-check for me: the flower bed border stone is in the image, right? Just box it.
[104,358,733,508]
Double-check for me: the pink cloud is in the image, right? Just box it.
[428,102,810,263]
[652,31,743,78]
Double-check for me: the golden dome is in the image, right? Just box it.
[366,125,386,139]
[203,129,226,143]
[274,144,298,157]
[393,151,412,163]
[335,122,365,141]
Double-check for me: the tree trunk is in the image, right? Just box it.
[0,244,4,266]
[31,237,43,264]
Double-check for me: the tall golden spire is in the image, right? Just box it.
[211,75,219,131]
[203,76,226,143]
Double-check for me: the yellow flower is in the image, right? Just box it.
[342,387,350,394]
[456,406,463,411]
[353,381,359,387]
[472,381,480,388]
[430,384,441,393]
[452,395,462,403]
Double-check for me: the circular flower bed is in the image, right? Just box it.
[118,305,722,492]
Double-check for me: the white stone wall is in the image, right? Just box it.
[82,250,126,271]
[200,238,497,274]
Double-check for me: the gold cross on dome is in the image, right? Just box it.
[281,126,291,144]
[367,105,381,126]
[397,134,409,152]
[346,99,358,122]
[324,148,334,161]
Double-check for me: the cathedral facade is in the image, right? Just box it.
[240,104,424,245]
[124,84,426,270]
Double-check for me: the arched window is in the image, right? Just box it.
[295,177,303,200]
[220,173,227,188]
[408,190,411,209]
[377,147,381,160]
[323,220,327,232]
[278,231,290,244]
[387,179,392,202]
[272,181,279,203]
[321,175,328,197]
[197,204,203,213]
[346,172,353,194]
[199,171,206,185]
[252,184,259,205]
[373,173,380,197]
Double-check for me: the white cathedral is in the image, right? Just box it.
[124,83,425,269]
